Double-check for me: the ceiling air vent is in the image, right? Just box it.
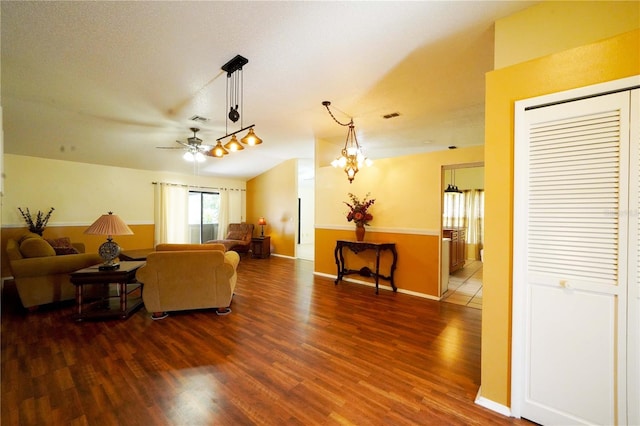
[382,112,400,119]
[190,115,209,123]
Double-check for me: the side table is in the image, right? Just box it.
[70,261,145,321]
[251,236,271,258]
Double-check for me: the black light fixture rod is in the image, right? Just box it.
[216,124,255,142]
[221,55,249,76]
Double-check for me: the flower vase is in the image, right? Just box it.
[355,225,365,241]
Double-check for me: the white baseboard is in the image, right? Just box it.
[474,387,513,417]
[270,253,296,260]
[313,272,440,300]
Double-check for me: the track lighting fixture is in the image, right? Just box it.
[210,54,263,158]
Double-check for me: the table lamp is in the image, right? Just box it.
[258,217,267,238]
[84,212,134,270]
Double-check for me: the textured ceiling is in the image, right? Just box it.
[1,1,537,180]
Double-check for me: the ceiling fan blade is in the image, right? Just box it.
[155,146,185,150]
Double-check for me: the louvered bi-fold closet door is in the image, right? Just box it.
[628,88,639,426]
[517,90,634,425]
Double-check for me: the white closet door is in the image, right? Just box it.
[515,91,631,425]
[628,88,639,426]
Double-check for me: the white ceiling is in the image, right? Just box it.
[1,1,536,180]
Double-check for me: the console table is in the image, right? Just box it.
[334,240,398,294]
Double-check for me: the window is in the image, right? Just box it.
[443,189,484,247]
[188,191,220,243]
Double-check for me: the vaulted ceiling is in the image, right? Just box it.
[1,1,537,180]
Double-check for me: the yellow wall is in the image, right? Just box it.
[494,1,640,69]
[482,29,640,407]
[315,144,484,297]
[444,166,484,190]
[246,159,297,257]
[2,154,246,277]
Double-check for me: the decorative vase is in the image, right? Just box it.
[355,225,365,241]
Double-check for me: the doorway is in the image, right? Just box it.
[440,164,484,309]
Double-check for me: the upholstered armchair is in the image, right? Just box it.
[135,245,240,319]
[205,223,254,254]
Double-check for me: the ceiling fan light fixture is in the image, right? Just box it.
[194,151,206,163]
[183,151,195,162]
[240,127,262,146]
[224,135,244,151]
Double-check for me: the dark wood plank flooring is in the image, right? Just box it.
[1,255,532,425]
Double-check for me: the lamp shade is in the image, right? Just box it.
[240,128,262,145]
[210,141,229,158]
[224,135,244,151]
[258,217,267,226]
[84,212,133,237]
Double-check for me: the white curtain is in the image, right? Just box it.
[465,190,484,246]
[443,189,484,246]
[154,183,189,245]
[443,192,466,229]
[216,188,230,239]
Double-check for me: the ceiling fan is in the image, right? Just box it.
[157,127,212,162]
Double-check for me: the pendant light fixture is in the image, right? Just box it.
[445,168,462,193]
[211,55,263,158]
[322,101,372,183]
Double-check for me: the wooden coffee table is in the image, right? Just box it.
[70,261,145,321]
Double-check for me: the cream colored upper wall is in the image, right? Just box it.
[495,1,640,69]
[316,145,484,232]
[444,166,484,191]
[2,154,246,226]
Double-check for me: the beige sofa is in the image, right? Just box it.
[135,243,240,319]
[5,233,102,309]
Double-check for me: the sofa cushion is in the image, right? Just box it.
[17,232,42,245]
[46,237,80,255]
[19,237,56,258]
[46,237,72,248]
[54,246,81,255]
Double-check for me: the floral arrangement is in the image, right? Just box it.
[344,192,375,227]
[18,207,55,235]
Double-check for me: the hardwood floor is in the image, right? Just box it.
[1,256,532,425]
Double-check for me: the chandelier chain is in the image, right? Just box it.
[323,103,353,127]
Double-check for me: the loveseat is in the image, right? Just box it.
[6,233,102,309]
[135,243,240,319]
[206,223,254,254]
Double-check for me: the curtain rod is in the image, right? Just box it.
[151,182,245,192]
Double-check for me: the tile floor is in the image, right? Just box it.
[441,260,483,310]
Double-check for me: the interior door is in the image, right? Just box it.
[628,88,639,426]
[513,88,635,425]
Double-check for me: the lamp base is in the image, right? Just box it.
[99,263,120,271]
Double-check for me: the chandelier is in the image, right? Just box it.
[210,55,262,158]
[322,101,372,183]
